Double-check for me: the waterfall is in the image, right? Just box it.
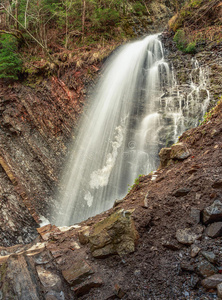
[53,34,210,226]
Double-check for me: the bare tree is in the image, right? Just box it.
[82,0,86,34]
[61,0,74,49]
[0,2,56,64]
[24,0,29,29]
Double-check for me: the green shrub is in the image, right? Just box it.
[128,174,144,192]
[185,41,196,53]
[173,29,187,51]
[174,29,197,53]
[0,34,23,80]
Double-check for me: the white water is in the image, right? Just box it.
[54,34,210,226]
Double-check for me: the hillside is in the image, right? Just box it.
[0,92,221,299]
[0,0,222,299]
[0,0,179,246]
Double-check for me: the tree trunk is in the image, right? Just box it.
[15,0,19,30]
[82,0,86,34]
[24,0,30,29]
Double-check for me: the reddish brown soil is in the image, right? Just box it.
[77,101,222,299]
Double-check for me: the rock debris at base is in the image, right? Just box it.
[0,100,221,299]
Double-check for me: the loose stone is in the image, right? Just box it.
[36,266,62,291]
[173,188,190,197]
[206,222,222,238]
[197,260,217,277]
[202,200,222,224]
[217,282,222,298]
[170,143,191,160]
[190,208,201,224]
[202,274,222,289]
[78,226,90,245]
[62,260,94,286]
[72,276,103,296]
[212,179,222,189]
[159,147,172,168]
[176,228,202,245]
[201,251,217,264]
[190,244,201,258]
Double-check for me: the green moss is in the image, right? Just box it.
[173,29,197,53]
[131,2,146,16]
[173,29,187,51]
[93,209,124,235]
[189,0,203,8]
[200,98,222,125]
[0,261,7,278]
[128,174,144,192]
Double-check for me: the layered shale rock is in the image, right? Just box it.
[0,73,87,246]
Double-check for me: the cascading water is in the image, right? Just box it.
[54,34,210,226]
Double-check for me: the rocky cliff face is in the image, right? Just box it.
[0,68,93,246]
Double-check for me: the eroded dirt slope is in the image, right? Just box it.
[0,100,221,300]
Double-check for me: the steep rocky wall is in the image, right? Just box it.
[0,69,93,246]
[161,32,222,108]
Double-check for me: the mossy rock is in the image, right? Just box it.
[89,209,139,258]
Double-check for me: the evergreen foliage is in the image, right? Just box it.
[92,8,120,31]
[173,29,197,53]
[0,34,23,80]
[0,0,150,64]
[1,0,148,49]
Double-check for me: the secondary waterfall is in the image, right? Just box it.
[54,34,210,226]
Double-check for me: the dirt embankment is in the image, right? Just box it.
[0,99,221,300]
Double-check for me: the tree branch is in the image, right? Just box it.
[0,3,57,66]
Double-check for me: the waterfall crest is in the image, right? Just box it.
[54,34,209,226]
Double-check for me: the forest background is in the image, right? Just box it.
[0,0,185,80]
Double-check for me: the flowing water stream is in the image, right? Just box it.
[54,34,210,226]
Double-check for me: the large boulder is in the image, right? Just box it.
[158,142,191,169]
[170,143,191,160]
[88,209,139,258]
